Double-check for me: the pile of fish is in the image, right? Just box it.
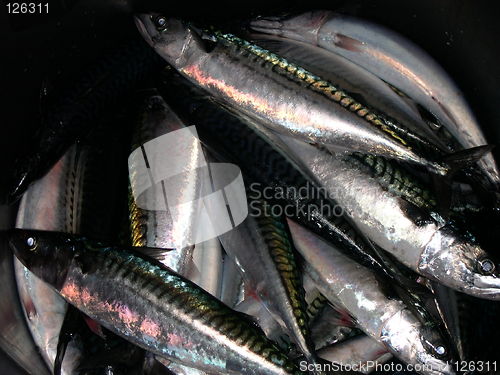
[3,9,500,375]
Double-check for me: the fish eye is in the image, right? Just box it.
[477,258,495,275]
[153,15,167,30]
[422,336,448,359]
[434,344,447,357]
[427,342,447,359]
[26,237,37,251]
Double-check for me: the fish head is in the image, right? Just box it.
[381,309,455,375]
[419,225,500,300]
[135,13,204,67]
[9,229,75,288]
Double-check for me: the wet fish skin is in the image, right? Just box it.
[135,14,452,176]
[309,306,357,351]
[14,144,86,375]
[15,112,138,374]
[219,195,315,363]
[0,230,51,375]
[161,72,393,281]
[288,220,454,375]
[219,254,244,307]
[128,92,196,274]
[188,238,223,298]
[246,33,447,153]
[348,153,437,212]
[235,289,356,353]
[281,136,500,300]
[170,76,442,326]
[235,297,292,351]
[161,361,208,375]
[9,229,306,375]
[162,73,450,344]
[305,293,328,323]
[250,10,500,189]
[301,285,359,350]
[345,152,495,241]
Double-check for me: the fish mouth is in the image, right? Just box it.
[420,228,500,300]
[134,14,159,47]
[468,275,500,300]
[381,310,455,375]
[7,229,29,264]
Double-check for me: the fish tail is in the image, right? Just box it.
[439,145,494,176]
[430,145,494,215]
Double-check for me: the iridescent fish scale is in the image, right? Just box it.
[306,294,329,322]
[162,75,394,279]
[79,243,303,374]
[349,153,437,210]
[252,204,310,337]
[128,186,150,248]
[214,31,408,146]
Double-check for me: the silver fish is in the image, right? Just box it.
[219,253,245,307]
[135,14,456,175]
[154,356,209,375]
[14,145,86,375]
[0,204,50,375]
[303,277,357,351]
[163,361,209,375]
[218,199,315,363]
[235,297,289,346]
[129,93,200,274]
[281,135,500,300]
[251,10,500,188]
[247,33,445,149]
[188,238,223,297]
[129,93,238,293]
[311,310,356,351]
[9,229,306,375]
[288,219,454,375]
[317,335,392,374]
[235,287,356,352]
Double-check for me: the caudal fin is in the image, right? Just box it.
[433,145,494,216]
[442,145,494,176]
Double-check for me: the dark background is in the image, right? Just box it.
[1,0,499,373]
